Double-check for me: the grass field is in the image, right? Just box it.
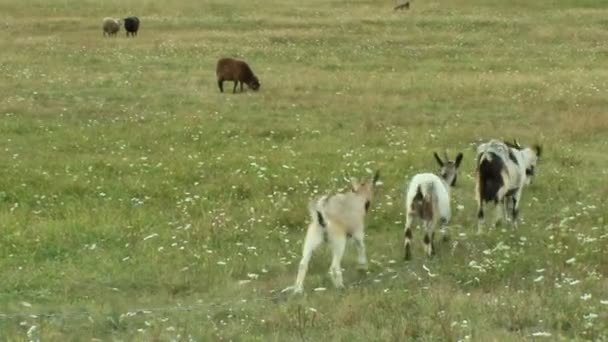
[1,0,608,340]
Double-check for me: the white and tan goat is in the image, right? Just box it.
[403,152,463,260]
[293,171,380,294]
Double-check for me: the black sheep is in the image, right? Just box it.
[123,16,140,37]
[216,58,261,93]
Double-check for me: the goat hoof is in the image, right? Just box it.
[293,287,303,294]
[442,235,450,242]
[357,263,368,271]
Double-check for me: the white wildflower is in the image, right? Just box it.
[143,233,158,241]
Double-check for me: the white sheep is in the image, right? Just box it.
[475,139,542,233]
[102,17,121,37]
[403,152,463,260]
[293,171,380,294]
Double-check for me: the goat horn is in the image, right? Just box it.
[433,152,444,166]
[534,144,542,157]
[372,170,380,185]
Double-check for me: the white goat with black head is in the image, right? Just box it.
[475,139,542,233]
[403,151,463,260]
[293,171,380,294]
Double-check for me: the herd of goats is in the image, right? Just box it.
[98,17,543,294]
[293,139,542,293]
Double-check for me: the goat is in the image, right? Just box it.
[403,151,463,260]
[475,139,542,233]
[216,57,260,93]
[293,171,380,294]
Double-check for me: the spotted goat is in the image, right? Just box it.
[293,171,380,294]
[475,139,542,233]
[403,152,463,260]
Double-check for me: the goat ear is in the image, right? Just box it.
[372,170,380,185]
[515,139,522,149]
[350,177,359,191]
[534,144,542,158]
[433,152,444,167]
[454,153,464,168]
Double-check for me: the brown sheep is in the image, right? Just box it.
[216,58,260,93]
[394,1,411,10]
[102,17,120,37]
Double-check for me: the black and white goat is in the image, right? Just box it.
[293,171,380,294]
[403,152,463,260]
[475,139,542,233]
[503,139,542,185]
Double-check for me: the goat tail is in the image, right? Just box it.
[419,181,435,202]
[309,196,328,228]
[477,151,494,166]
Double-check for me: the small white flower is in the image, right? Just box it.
[422,264,437,277]
[26,325,37,337]
[143,233,158,241]
[583,313,598,320]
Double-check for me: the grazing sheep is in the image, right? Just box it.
[394,1,411,10]
[102,17,120,37]
[475,139,542,233]
[293,171,380,294]
[403,152,463,260]
[216,58,260,93]
[123,16,140,37]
